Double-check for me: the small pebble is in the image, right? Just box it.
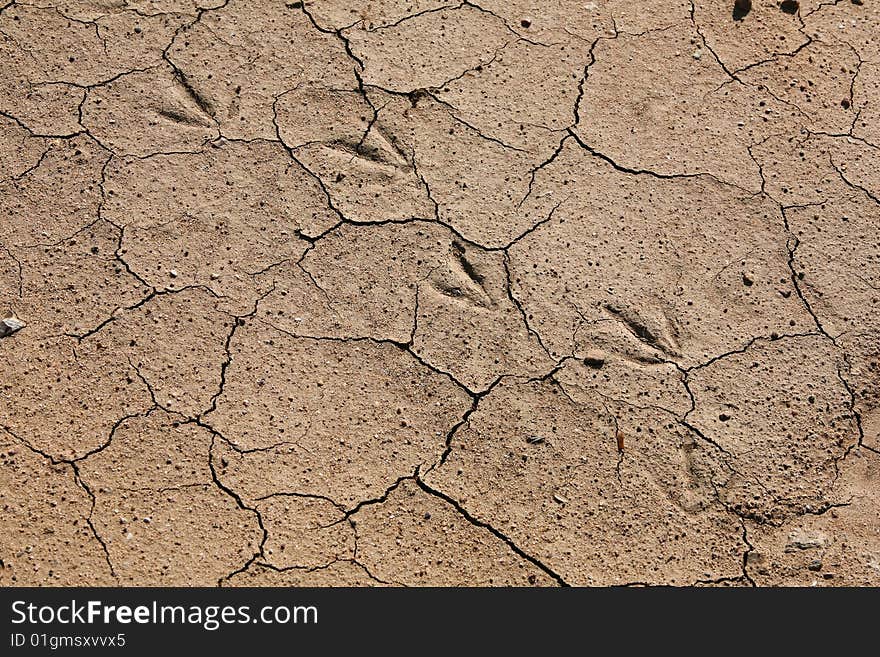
[780,0,799,14]
[583,351,605,369]
[0,317,25,338]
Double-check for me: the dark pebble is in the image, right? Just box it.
[780,0,799,14]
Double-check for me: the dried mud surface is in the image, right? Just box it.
[1,0,878,587]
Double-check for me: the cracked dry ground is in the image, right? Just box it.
[1,0,879,588]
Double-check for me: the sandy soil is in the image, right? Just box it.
[1,0,878,587]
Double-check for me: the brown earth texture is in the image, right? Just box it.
[1,0,879,587]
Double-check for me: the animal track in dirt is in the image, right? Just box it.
[1,0,879,587]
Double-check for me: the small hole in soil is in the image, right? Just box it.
[733,0,752,20]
